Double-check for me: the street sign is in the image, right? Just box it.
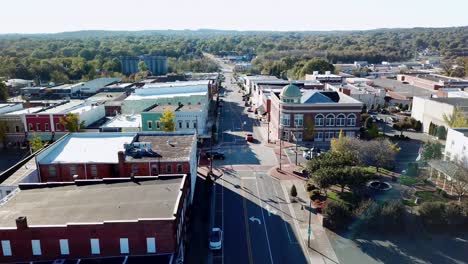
[308,228,312,235]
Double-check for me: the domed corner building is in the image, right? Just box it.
[270,82,363,145]
[279,84,302,104]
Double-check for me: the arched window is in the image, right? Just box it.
[315,114,324,127]
[336,114,346,127]
[347,114,356,126]
[326,114,335,126]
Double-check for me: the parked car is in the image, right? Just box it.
[219,92,225,97]
[245,133,253,142]
[205,151,225,160]
[302,147,321,160]
[209,227,223,250]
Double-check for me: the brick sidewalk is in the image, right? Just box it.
[282,180,340,264]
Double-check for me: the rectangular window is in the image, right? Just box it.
[147,121,153,129]
[346,131,355,138]
[45,123,49,131]
[177,164,183,173]
[59,239,69,255]
[178,121,182,129]
[31,240,41,256]
[325,131,334,141]
[281,114,290,126]
[193,121,197,129]
[90,165,98,178]
[314,132,323,141]
[186,121,190,129]
[36,123,41,131]
[156,121,160,129]
[29,123,33,131]
[56,123,61,131]
[167,164,172,173]
[294,114,303,127]
[151,164,158,175]
[69,165,77,176]
[120,238,129,254]
[295,132,303,141]
[90,239,100,254]
[132,164,138,176]
[49,166,56,177]
[15,125,20,133]
[1,240,12,256]
[146,238,156,253]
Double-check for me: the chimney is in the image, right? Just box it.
[16,216,28,230]
[118,151,126,178]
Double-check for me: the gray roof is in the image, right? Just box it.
[148,104,203,113]
[372,79,436,98]
[429,98,468,112]
[0,176,184,227]
[81,78,122,89]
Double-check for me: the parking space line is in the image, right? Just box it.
[269,178,295,244]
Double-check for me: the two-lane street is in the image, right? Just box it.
[211,66,309,264]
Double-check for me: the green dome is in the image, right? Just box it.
[280,84,301,98]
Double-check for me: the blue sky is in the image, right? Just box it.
[1,0,467,33]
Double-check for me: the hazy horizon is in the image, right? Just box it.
[0,0,467,34]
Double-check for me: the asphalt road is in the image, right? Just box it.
[211,69,307,264]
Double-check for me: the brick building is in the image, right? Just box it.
[268,84,362,146]
[35,132,198,201]
[0,175,190,263]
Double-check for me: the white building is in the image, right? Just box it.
[444,128,468,167]
[327,83,386,108]
[305,71,343,84]
[242,75,280,95]
[100,114,142,132]
[411,97,468,133]
[0,104,23,115]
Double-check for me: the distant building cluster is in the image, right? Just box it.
[120,55,168,76]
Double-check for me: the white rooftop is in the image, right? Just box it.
[101,115,142,128]
[41,100,85,114]
[126,91,207,101]
[37,133,136,164]
[142,80,210,89]
[5,107,43,115]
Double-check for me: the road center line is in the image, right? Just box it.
[241,180,254,264]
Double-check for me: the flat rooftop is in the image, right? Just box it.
[40,100,85,114]
[85,92,126,103]
[373,78,436,98]
[37,133,136,164]
[5,107,43,116]
[101,115,142,128]
[0,159,38,186]
[125,91,207,101]
[142,80,210,89]
[0,176,184,227]
[127,133,196,162]
[148,103,203,113]
[429,97,468,112]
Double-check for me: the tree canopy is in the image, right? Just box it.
[160,109,175,132]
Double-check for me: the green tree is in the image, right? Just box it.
[138,61,149,73]
[361,138,400,172]
[436,125,447,139]
[290,184,298,198]
[299,58,335,78]
[59,113,84,132]
[0,80,8,101]
[303,115,315,141]
[422,142,443,160]
[29,133,44,153]
[160,109,175,132]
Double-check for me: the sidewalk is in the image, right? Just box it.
[282,180,339,264]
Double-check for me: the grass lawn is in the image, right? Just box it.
[327,191,359,207]
[402,198,418,207]
[415,190,450,203]
[365,166,394,176]
[399,175,420,186]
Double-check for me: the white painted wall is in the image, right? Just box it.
[411,97,454,133]
[445,128,468,168]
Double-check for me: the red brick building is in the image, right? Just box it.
[268,84,362,145]
[0,175,189,263]
[35,132,198,201]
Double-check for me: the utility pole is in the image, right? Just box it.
[308,199,312,247]
[279,101,283,170]
[210,125,214,174]
[267,113,270,143]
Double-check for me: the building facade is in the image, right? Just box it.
[120,56,168,76]
[0,175,190,263]
[269,84,362,145]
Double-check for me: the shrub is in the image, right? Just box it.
[445,203,465,226]
[355,200,405,233]
[290,184,297,198]
[306,182,316,192]
[310,190,321,200]
[323,200,352,229]
[419,202,446,226]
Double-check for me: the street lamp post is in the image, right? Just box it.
[278,102,283,170]
[308,199,312,247]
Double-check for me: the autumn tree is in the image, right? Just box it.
[361,138,400,172]
[451,162,468,203]
[59,113,85,132]
[443,106,468,128]
[160,109,176,132]
[29,133,44,153]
